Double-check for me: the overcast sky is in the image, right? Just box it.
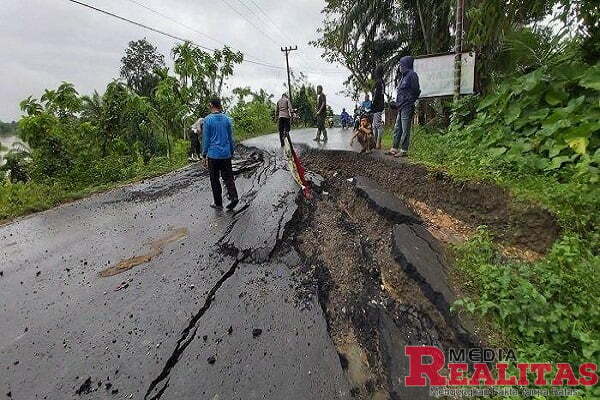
[0,0,352,121]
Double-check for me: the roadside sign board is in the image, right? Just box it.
[413,52,476,98]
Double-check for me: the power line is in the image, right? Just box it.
[238,0,345,75]
[64,0,346,76]
[240,0,294,44]
[120,0,340,77]
[232,0,330,76]
[120,0,278,66]
[221,0,343,78]
[122,0,223,46]
[64,0,285,70]
[220,0,280,46]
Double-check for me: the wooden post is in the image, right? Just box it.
[281,46,298,103]
[453,0,465,104]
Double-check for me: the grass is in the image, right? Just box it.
[0,149,189,223]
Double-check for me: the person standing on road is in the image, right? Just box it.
[372,64,385,149]
[189,116,204,162]
[202,98,239,211]
[314,85,328,142]
[277,93,293,147]
[387,56,420,157]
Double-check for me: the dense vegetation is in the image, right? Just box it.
[0,39,284,220]
[451,63,600,184]
[402,111,599,396]
[425,35,599,384]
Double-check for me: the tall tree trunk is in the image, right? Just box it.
[217,74,225,96]
[165,130,171,158]
[416,0,431,53]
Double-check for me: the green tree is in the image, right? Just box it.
[40,82,82,120]
[293,86,315,127]
[0,120,18,137]
[229,87,276,138]
[312,0,453,94]
[0,148,30,183]
[150,72,184,156]
[19,96,43,117]
[120,38,165,96]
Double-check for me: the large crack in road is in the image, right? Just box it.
[289,146,485,399]
[144,254,248,399]
[144,159,303,399]
[1,130,492,399]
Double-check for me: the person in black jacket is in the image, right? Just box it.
[387,56,420,157]
[371,64,385,149]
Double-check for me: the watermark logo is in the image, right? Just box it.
[404,346,598,397]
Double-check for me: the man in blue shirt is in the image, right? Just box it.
[202,98,239,211]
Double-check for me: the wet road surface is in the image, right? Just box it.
[244,127,361,152]
[0,135,353,399]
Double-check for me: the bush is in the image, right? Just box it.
[406,64,600,385]
[453,230,600,365]
[451,63,600,183]
[229,95,276,140]
[0,181,70,220]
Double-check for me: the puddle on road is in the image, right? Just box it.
[99,227,189,277]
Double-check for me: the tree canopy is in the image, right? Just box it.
[312,0,599,95]
[120,38,165,96]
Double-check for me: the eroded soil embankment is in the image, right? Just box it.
[303,150,560,255]
[289,175,465,399]
[286,150,561,399]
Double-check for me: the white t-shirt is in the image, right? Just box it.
[191,117,204,133]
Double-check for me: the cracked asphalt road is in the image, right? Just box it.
[0,129,355,400]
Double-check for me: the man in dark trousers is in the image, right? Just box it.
[276,93,293,147]
[202,98,239,211]
[313,85,328,142]
[387,56,420,157]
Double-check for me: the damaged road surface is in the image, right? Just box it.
[1,129,501,399]
[0,146,349,399]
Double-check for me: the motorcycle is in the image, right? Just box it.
[341,114,352,129]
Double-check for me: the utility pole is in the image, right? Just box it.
[453,0,465,104]
[281,46,298,102]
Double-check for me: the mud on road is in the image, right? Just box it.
[285,148,561,399]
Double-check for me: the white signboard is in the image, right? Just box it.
[413,53,475,98]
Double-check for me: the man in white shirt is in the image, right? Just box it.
[189,117,204,162]
[276,93,293,147]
